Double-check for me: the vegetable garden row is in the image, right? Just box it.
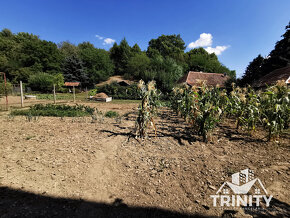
[136,80,289,142]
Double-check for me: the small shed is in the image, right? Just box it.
[91,92,112,102]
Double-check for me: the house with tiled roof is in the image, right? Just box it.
[252,66,290,88]
[178,71,229,87]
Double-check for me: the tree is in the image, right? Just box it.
[131,43,142,54]
[77,42,114,85]
[28,72,54,92]
[62,54,88,86]
[58,41,78,57]
[241,22,290,85]
[0,28,13,37]
[240,55,264,86]
[110,38,132,75]
[147,34,185,63]
[185,47,233,77]
[126,53,150,79]
[261,22,290,76]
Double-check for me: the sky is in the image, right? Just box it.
[1,0,290,78]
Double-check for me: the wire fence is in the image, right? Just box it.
[0,82,89,111]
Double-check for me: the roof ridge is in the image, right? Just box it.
[188,71,224,75]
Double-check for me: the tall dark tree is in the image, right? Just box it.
[261,22,290,76]
[131,43,142,54]
[110,38,132,75]
[241,22,290,86]
[240,55,264,86]
[62,54,88,86]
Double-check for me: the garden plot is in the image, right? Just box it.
[0,102,289,217]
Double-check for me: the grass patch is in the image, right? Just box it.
[11,104,96,117]
[25,93,87,100]
[105,111,119,118]
[110,99,140,104]
[25,135,35,140]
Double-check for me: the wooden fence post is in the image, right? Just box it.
[53,84,56,104]
[20,81,24,108]
[73,86,76,103]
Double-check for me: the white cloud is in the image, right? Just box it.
[103,38,115,45]
[95,34,115,46]
[188,33,213,49]
[95,34,104,40]
[187,33,229,55]
[205,46,229,55]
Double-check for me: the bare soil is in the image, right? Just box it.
[0,102,289,218]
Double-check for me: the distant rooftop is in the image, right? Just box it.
[252,66,290,87]
[64,82,80,87]
[178,71,229,87]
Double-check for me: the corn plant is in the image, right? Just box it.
[227,85,260,132]
[135,80,160,138]
[239,87,260,132]
[192,83,222,142]
[260,80,290,141]
[171,82,222,142]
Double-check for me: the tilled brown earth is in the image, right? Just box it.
[0,107,289,218]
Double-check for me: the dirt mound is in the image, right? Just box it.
[94,92,109,98]
[96,75,134,87]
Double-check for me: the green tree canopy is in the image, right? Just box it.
[185,47,234,77]
[110,38,133,75]
[147,34,185,62]
[77,42,114,85]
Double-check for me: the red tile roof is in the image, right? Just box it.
[252,66,290,87]
[64,82,80,87]
[178,71,229,87]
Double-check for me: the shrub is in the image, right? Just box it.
[11,104,96,117]
[0,81,12,96]
[97,82,139,99]
[28,72,54,92]
[105,110,119,118]
[88,89,98,96]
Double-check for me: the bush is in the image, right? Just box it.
[0,81,12,96]
[28,72,54,92]
[88,89,98,96]
[97,82,139,99]
[105,110,119,118]
[11,104,96,117]
[28,73,64,93]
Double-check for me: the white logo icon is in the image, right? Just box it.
[210,169,273,208]
[216,169,268,195]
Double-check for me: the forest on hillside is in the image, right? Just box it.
[1,22,289,93]
[0,29,235,93]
